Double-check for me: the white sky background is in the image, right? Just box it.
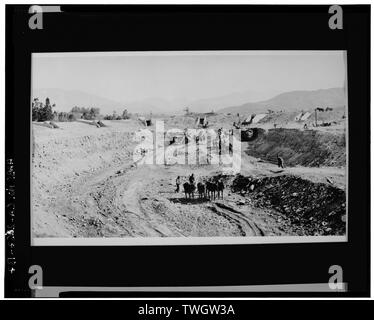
[32,51,346,103]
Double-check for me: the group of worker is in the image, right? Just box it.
[175,174,195,193]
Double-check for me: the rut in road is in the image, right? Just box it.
[88,166,171,237]
[209,202,265,236]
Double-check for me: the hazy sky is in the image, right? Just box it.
[32,51,346,102]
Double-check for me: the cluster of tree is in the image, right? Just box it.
[70,106,91,113]
[70,106,100,120]
[81,108,100,120]
[104,109,130,120]
[32,98,55,122]
[52,111,76,122]
[32,98,103,122]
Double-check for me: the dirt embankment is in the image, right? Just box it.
[258,107,346,127]
[32,122,139,237]
[231,174,346,236]
[245,128,346,167]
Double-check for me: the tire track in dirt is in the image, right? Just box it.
[89,165,174,237]
[116,175,169,237]
[209,202,265,236]
[46,152,305,238]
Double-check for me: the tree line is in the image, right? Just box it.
[103,109,130,120]
[32,97,131,122]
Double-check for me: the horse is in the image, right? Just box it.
[197,182,205,199]
[217,180,225,199]
[183,182,196,199]
[205,181,217,200]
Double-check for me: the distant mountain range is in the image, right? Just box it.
[33,88,175,115]
[187,89,280,113]
[32,88,279,115]
[32,87,345,116]
[218,88,346,114]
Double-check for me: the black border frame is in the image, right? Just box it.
[5,4,370,298]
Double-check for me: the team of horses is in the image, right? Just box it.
[183,179,225,200]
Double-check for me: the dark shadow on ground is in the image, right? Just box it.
[168,197,210,204]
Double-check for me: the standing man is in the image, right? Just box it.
[184,128,189,145]
[189,173,195,185]
[218,128,222,156]
[277,154,284,169]
[229,142,233,156]
[175,176,181,193]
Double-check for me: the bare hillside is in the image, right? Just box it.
[219,88,345,114]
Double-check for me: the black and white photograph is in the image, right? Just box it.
[4,2,371,300]
[31,51,348,245]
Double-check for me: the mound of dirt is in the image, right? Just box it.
[258,106,345,127]
[245,128,346,167]
[163,113,239,131]
[231,174,346,236]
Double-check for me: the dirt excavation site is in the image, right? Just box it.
[32,114,347,239]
